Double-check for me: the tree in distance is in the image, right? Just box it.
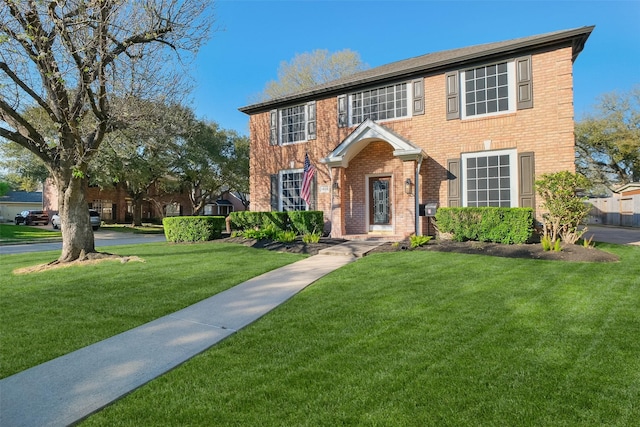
[575,86,640,193]
[258,49,368,101]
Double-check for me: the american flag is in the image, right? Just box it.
[300,153,316,206]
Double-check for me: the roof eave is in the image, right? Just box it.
[239,26,594,115]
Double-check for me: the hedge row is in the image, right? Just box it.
[435,207,534,244]
[229,211,324,235]
[163,216,226,243]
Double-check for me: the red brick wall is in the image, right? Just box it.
[248,46,577,237]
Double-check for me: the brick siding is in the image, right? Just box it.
[249,46,577,238]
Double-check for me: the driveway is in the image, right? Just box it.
[583,225,640,246]
[0,228,166,255]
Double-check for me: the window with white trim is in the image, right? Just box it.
[462,150,517,207]
[350,82,409,125]
[271,101,316,145]
[279,169,308,211]
[461,61,515,118]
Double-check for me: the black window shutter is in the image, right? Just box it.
[269,110,278,145]
[307,101,317,140]
[445,71,460,120]
[518,152,536,208]
[270,174,279,211]
[412,78,425,116]
[337,94,347,128]
[447,158,462,207]
[516,56,533,110]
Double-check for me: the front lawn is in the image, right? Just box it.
[0,242,304,378]
[82,244,640,426]
[0,223,61,243]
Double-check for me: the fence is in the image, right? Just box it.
[588,194,640,228]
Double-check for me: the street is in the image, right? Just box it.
[0,229,166,255]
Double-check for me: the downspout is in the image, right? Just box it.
[414,156,423,236]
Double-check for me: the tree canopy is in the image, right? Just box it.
[259,49,367,101]
[575,86,640,193]
[0,0,214,262]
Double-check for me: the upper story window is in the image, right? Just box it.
[462,62,512,117]
[270,101,316,146]
[446,55,533,121]
[338,79,424,128]
[351,83,408,125]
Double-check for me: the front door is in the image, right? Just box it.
[369,176,392,231]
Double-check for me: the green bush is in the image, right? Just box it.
[229,211,324,236]
[435,207,534,244]
[163,216,225,243]
[287,211,324,235]
[536,171,591,245]
[302,233,321,244]
[276,230,297,243]
[410,235,432,248]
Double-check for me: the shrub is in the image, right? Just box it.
[410,234,432,248]
[276,230,297,243]
[302,233,321,244]
[287,211,324,235]
[229,210,324,237]
[163,216,225,243]
[435,207,534,244]
[536,171,591,245]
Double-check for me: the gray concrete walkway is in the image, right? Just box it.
[0,241,382,427]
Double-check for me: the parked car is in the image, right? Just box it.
[15,210,49,226]
[51,210,101,231]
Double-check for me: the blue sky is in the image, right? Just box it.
[191,0,640,136]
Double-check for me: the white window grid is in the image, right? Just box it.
[462,61,514,119]
[351,83,408,125]
[462,150,517,207]
[280,105,307,144]
[280,169,307,211]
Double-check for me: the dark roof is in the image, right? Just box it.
[239,26,594,114]
[0,191,43,203]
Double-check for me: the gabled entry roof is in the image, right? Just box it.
[320,119,426,168]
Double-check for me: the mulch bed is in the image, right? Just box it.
[218,236,619,263]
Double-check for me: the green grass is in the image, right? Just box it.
[0,223,61,242]
[81,243,640,426]
[0,242,304,378]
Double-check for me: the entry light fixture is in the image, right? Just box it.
[405,178,412,195]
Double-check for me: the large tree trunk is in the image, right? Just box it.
[54,171,95,262]
[131,195,143,227]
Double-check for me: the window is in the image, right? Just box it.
[279,170,308,211]
[280,105,306,144]
[462,150,517,207]
[350,82,408,125]
[271,101,316,145]
[462,62,514,118]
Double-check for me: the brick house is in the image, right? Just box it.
[239,26,594,238]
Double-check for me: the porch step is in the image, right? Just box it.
[318,240,386,258]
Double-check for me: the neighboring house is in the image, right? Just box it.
[43,179,193,223]
[0,191,43,223]
[240,26,594,238]
[204,191,248,216]
[43,180,247,222]
[588,183,640,228]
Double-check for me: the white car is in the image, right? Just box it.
[51,210,101,230]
